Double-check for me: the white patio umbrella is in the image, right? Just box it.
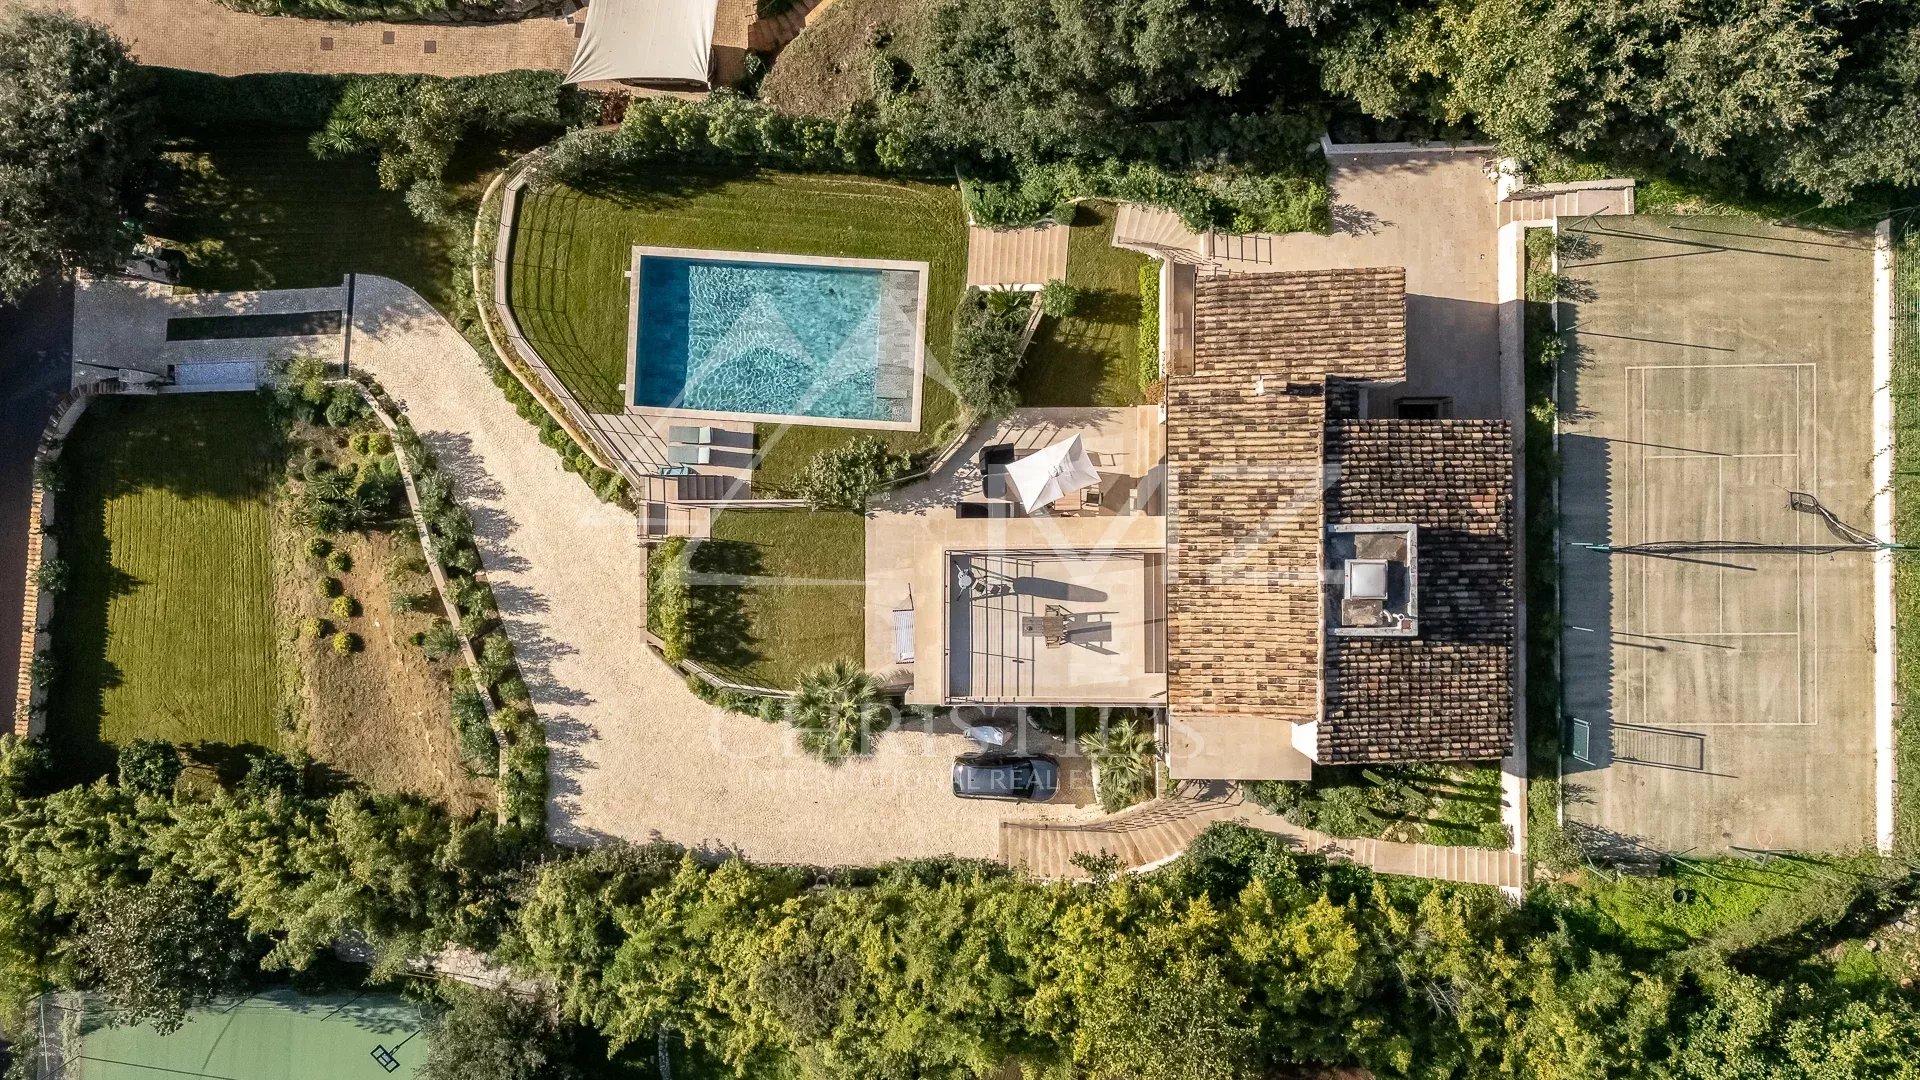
[1004,435,1100,510]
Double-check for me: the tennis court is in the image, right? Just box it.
[44,989,425,1080]
[1557,215,1878,853]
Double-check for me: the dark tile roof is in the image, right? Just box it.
[1320,420,1516,763]
[1166,269,1408,731]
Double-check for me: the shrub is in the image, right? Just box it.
[390,587,432,614]
[648,538,691,664]
[324,549,352,574]
[330,595,358,619]
[27,653,53,691]
[116,740,181,798]
[495,675,531,706]
[451,673,496,766]
[421,619,462,661]
[459,610,490,641]
[305,536,333,560]
[300,616,329,640]
[478,633,513,686]
[948,289,1029,416]
[348,432,372,454]
[331,631,359,654]
[33,558,69,594]
[32,457,64,494]
[792,436,912,510]
[1137,261,1162,392]
[452,576,490,617]
[1038,278,1079,318]
[323,384,366,427]
[320,577,343,599]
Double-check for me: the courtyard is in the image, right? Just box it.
[1556,215,1880,853]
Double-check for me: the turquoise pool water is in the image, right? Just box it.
[634,254,920,423]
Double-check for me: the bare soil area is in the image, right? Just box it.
[277,425,492,813]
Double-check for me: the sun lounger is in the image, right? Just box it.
[667,444,710,466]
[668,425,714,445]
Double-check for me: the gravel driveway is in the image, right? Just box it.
[348,277,1086,864]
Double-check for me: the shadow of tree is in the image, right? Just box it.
[686,538,762,672]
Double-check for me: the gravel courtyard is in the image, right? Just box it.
[349,277,1091,863]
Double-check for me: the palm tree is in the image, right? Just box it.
[789,659,889,764]
[1080,723,1158,812]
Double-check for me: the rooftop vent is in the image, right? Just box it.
[1326,524,1418,637]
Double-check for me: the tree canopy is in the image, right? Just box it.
[0,9,152,302]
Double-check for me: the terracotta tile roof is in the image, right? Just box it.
[1165,269,1408,736]
[1320,420,1516,763]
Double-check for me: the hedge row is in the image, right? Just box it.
[538,92,1329,235]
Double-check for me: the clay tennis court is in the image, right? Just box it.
[1556,216,1878,853]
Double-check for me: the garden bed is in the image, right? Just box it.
[45,393,284,784]
[1015,201,1154,408]
[1249,763,1511,849]
[505,169,968,491]
[276,420,492,814]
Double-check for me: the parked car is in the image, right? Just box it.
[951,753,1059,802]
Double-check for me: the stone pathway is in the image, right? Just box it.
[1000,782,1528,888]
[26,0,579,77]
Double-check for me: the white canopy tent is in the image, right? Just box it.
[564,0,719,87]
[1004,435,1100,511]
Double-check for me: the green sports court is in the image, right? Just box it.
[44,989,426,1080]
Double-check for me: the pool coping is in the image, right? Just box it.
[623,245,929,432]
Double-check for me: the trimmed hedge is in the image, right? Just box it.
[1137,261,1161,393]
[648,538,691,664]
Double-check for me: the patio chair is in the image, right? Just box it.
[667,444,710,466]
[668,425,714,445]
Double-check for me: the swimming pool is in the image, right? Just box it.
[628,247,927,428]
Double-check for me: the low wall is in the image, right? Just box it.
[12,385,111,736]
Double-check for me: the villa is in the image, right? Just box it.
[866,264,1517,782]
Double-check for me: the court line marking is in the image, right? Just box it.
[1624,363,1818,729]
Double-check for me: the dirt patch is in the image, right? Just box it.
[277,425,492,813]
[760,0,930,117]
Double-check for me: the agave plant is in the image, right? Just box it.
[789,659,889,764]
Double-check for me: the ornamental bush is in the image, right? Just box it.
[116,739,181,798]
[421,619,462,661]
[305,536,333,560]
[791,436,913,511]
[330,595,358,619]
[33,558,69,594]
[331,631,359,655]
[324,549,352,574]
[1038,278,1079,318]
[320,577,343,599]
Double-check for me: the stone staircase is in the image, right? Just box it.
[1000,783,1528,888]
[1497,179,1636,226]
[747,0,833,53]
[1112,204,1211,264]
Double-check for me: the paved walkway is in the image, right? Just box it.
[1001,783,1528,887]
[1116,148,1506,418]
[26,0,579,77]
[346,276,1106,862]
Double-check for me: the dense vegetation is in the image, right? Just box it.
[2,734,1917,1080]
[760,0,1920,220]
[0,9,154,301]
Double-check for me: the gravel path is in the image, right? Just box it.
[24,0,577,78]
[347,276,1083,864]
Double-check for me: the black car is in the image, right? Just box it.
[951,754,1060,802]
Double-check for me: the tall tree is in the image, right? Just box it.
[0,9,152,301]
[66,877,257,1033]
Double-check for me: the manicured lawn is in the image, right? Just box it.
[147,123,480,313]
[687,509,865,690]
[47,394,282,781]
[1017,201,1153,407]
[506,170,968,490]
